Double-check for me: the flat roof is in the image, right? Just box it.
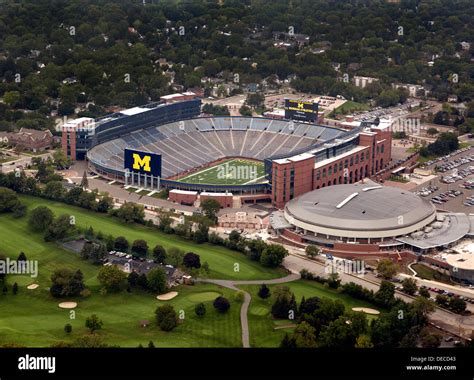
[446,251,474,270]
[170,189,198,195]
[396,213,470,249]
[120,107,149,116]
[285,180,436,232]
[200,192,233,197]
[314,146,367,169]
[274,152,314,164]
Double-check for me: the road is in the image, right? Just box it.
[283,252,474,339]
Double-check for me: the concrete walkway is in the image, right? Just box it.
[198,273,300,348]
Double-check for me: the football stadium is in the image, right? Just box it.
[62,98,392,207]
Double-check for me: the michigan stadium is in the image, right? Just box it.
[61,98,392,207]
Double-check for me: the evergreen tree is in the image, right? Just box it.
[80,171,89,189]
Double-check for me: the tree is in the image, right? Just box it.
[258,284,271,299]
[155,304,178,331]
[355,334,374,348]
[128,271,139,287]
[114,236,129,252]
[448,297,467,313]
[305,245,319,259]
[85,314,103,334]
[376,259,398,280]
[97,265,127,293]
[202,261,210,274]
[195,302,206,317]
[435,294,449,307]
[420,329,441,348]
[80,171,89,189]
[374,281,396,307]
[213,296,230,313]
[152,245,167,263]
[44,214,74,241]
[147,267,167,293]
[271,286,297,319]
[402,278,418,295]
[116,202,145,223]
[28,206,54,232]
[280,333,297,348]
[165,247,185,267]
[43,181,66,200]
[148,341,155,348]
[418,287,430,298]
[131,239,148,257]
[427,127,439,136]
[327,272,341,289]
[80,241,107,264]
[96,193,113,213]
[64,324,72,334]
[200,198,220,222]
[293,321,317,348]
[0,187,22,213]
[137,273,149,290]
[260,244,288,267]
[183,252,201,269]
[17,252,27,262]
[50,268,85,297]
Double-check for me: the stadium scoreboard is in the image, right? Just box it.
[124,148,162,177]
[284,99,318,122]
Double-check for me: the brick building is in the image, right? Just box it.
[271,126,391,208]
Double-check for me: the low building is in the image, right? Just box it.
[8,128,54,152]
[200,192,233,208]
[169,189,198,206]
[353,76,379,89]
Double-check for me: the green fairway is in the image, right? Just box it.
[239,280,383,347]
[0,200,254,347]
[17,196,286,281]
[0,283,242,347]
[177,158,266,185]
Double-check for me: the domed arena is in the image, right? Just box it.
[283,180,437,240]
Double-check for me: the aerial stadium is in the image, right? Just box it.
[61,97,392,208]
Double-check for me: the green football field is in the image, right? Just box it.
[177,158,266,185]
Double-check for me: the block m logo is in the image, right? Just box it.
[132,153,151,172]
[297,101,304,109]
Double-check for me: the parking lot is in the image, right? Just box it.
[412,146,474,212]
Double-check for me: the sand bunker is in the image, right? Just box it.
[156,291,178,301]
[58,302,77,309]
[27,284,39,290]
[352,307,380,315]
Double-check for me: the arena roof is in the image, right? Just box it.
[284,180,436,232]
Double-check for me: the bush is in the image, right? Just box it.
[28,206,54,232]
[64,324,72,334]
[213,296,230,313]
[195,303,206,317]
[155,304,178,331]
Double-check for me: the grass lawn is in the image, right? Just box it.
[17,195,286,281]
[331,101,369,116]
[177,158,266,185]
[239,280,383,347]
[411,264,453,284]
[0,281,242,347]
[0,204,247,347]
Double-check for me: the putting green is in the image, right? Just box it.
[250,306,269,316]
[188,291,221,302]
